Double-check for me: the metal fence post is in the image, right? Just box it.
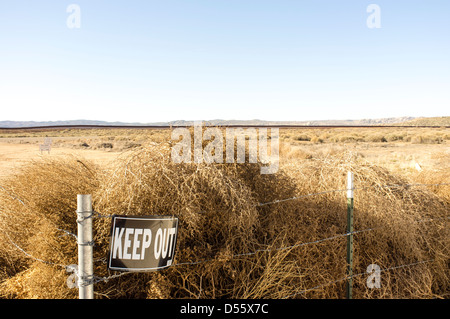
[346,172,354,299]
[77,194,94,299]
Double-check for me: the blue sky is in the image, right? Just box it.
[0,1,449,122]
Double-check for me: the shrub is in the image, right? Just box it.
[296,135,311,142]
[310,136,323,143]
[0,147,448,299]
[385,133,404,142]
[367,134,387,143]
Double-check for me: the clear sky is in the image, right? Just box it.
[0,1,449,122]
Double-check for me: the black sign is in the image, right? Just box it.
[108,215,178,272]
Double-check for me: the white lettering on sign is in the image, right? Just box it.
[132,228,143,260]
[112,226,176,261]
[154,227,177,259]
[141,229,152,259]
[123,228,133,259]
[112,227,125,259]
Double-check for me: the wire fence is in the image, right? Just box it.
[282,259,435,298]
[2,181,449,298]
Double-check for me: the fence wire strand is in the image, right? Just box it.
[283,259,434,299]
[87,215,449,286]
[257,182,450,207]
[2,182,449,295]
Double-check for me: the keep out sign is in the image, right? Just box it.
[108,215,178,272]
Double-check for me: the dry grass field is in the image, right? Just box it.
[0,126,447,177]
[0,125,448,299]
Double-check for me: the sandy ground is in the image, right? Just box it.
[0,141,121,179]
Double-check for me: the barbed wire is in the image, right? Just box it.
[91,216,449,285]
[164,216,448,268]
[282,259,434,299]
[1,182,448,215]
[6,222,442,295]
[92,210,115,219]
[257,182,450,207]
[8,211,447,288]
[4,232,68,270]
[257,188,348,207]
[0,185,26,206]
[81,229,374,285]
[2,182,449,293]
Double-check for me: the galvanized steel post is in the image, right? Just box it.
[77,194,94,299]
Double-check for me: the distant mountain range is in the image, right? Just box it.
[0,117,415,128]
[0,116,448,128]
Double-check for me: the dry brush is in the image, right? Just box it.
[0,143,448,299]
